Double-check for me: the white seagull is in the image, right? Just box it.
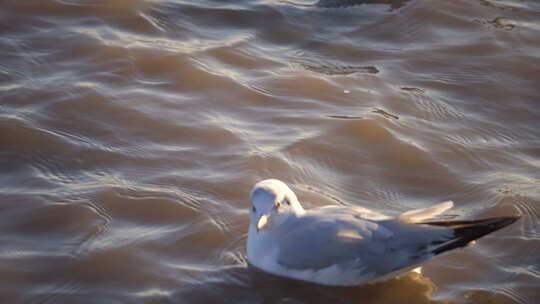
[246,179,519,286]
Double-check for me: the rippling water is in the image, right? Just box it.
[1,0,539,303]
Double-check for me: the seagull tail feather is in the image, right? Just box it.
[420,216,520,255]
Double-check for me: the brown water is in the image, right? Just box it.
[1,0,539,303]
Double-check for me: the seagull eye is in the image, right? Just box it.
[275,202,281,209]
[284,199,290,206]
[252,206,256,213]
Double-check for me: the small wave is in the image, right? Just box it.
[300,63,379,75]
[513,198,540,239]
[316,0,411,10]
[494,286,529,304]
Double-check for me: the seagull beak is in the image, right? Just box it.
[257,215,268,232]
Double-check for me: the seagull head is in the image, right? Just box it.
[249,179,305,233]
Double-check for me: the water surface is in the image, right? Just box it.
[1,0,539,303]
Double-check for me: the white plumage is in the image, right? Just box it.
[246,179,518,286]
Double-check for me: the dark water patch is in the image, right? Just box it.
[479,0,520,11]
[371,107,399,120]
[327,115,364,119]
[480,16,516,30]
[316,0,411,10]
[401,87,425,94]
[301,63,379,75]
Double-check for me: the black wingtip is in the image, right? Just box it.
[427,215,520,255]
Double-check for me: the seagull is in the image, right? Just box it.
[246,179,519,286]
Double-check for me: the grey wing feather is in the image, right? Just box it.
[315,205,392,221]
[276,214,393,271]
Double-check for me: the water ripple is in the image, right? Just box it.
[1,0,539,303]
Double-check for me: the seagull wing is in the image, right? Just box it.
[271,201,518,285]
[276,213,394,272]
[275,206,456,278]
